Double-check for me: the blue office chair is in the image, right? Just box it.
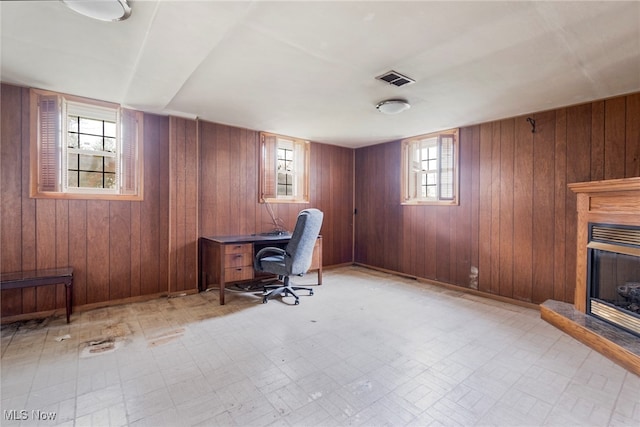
[254,209,324,304]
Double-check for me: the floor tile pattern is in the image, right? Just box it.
[1,266,639,426]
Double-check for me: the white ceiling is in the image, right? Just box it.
[2,1,639,148]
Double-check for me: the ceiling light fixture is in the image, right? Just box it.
[62,0,132,22]
[376,99,411,115]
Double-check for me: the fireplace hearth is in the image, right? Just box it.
[541,177,640,376]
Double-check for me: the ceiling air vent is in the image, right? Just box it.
[376,70,415,87]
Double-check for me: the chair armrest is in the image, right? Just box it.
[255,246,286,260]
[254,246,287,271]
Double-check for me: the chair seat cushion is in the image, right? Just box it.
[258,255,288,276]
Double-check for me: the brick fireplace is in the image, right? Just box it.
[541,177,640,376]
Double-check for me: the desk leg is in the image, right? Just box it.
[317,266,322,286]
[220,281,225,305]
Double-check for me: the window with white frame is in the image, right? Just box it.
[260,132,309,203]
[30,89,143,200]
[401,129,459,205]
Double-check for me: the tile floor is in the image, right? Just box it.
[1,266,639,427]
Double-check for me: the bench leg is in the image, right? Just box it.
[65,282,72,323]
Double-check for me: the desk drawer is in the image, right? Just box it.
[224,243,252,255]
[224,266,253,282]
[224,252,252,268]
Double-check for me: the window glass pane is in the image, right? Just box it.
[428,159,437,171]
[79,154,103,171]
[427,173,437,185]
[67,132,79,149]
[68,154,78,170]
[104,137,116,152]
[79,134,104,151]
[104,173,116,189]
[67,171,79,188]
[104,121,116,138]
[277,172,288,185]
[79,117,103,135]
[79,171,104,188]
[426,186,437,199]
[68,116,79,133]
[105,157,116,173]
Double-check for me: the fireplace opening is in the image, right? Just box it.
[587,223,640,337]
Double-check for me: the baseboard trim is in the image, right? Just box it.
[353,262,540,311]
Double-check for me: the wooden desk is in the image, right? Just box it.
[199,234,322,305]
[1,268,73,323]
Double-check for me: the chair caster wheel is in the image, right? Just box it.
[309,290,314,296]
[294,299,300,305]
[263,298,268,304]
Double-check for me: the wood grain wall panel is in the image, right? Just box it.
[553,109,568,301]
[435,206,451,283]
[20,87,37,315]
[499,119,514,298]
[453,127,473,286]
[168,117,198,293]
[140,113,170,296]
[55,200,69,308]
[384,142,401,273]
[68,200,88,305]
[490,122,502,295]
[513,117,534,301]
[554,109,567,302]
[86,200,110,304]
[130,200,141,297]
[565,103,592,305]
[35,199,57,311]
[184,119,199,290]
[240,128,257,235]
[591,101,605,181]
[1,85,24,315]
[604,97,627,180]
[109,202,131,300]
[469,126,481,287]
[478,122,493,293]
[424,206,437,279]
[626,93,640,178]
[531,111,556,304]
[337,146,355,263]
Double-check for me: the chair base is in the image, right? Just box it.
[263,276,314,304]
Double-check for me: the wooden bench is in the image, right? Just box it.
[0,267,73,323]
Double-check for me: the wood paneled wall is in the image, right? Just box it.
[168,117,199,293]
[355,92,640,305]
[1,85,353,318]
[198,121,354,267]
[1,84,171,316]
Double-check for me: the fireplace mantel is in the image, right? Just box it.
[568,177,640,312]
[541,177,640,376]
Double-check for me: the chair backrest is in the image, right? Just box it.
[285,209,324,275]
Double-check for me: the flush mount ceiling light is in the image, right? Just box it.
[62,0,132,22]
[376,99,411,115]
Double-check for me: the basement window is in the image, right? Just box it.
[30,89,143,200]
[401,129,459,205]
[260,132,309,203]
